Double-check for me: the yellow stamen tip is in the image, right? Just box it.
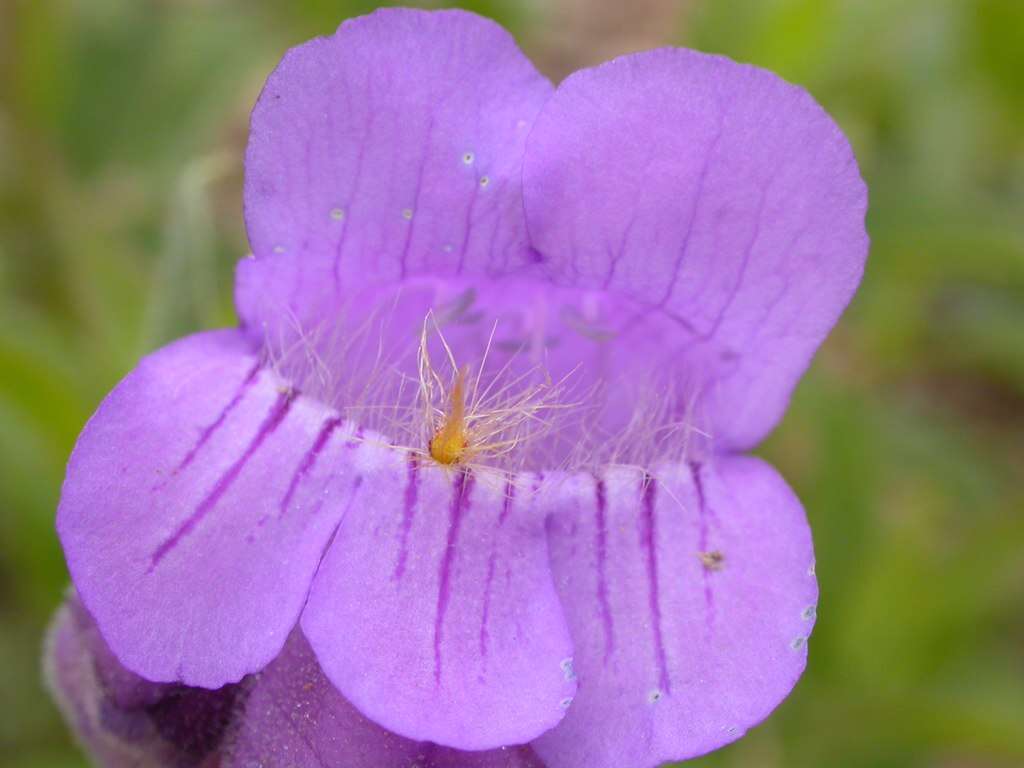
[429,365,469,465]
[429,430,468,465]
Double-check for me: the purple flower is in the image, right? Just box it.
[54,8,867,767]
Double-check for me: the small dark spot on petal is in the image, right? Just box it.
[698,550,725,571]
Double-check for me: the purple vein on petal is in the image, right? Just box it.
[478,556,496,672]
[311,472,364,583]
[593,474,615,662]
[397,115,435,279]
[149,390,296,570]
[656,122,724,314]
[688,461,717,629]
[434,470,473,685]
[479,475,518,669]
[454,177,481,275]
[640,473,671,694]
[393,454,420,582]
[261,425,362,532]
[331,110,371,291]
[164,363,261,483]
[498,473,517,526]
[279,416,343,517]
[700,187,768,342]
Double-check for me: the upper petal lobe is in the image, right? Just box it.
[523,48,868,449]
[240,8,553,340]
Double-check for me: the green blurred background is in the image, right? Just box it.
[1,0,1022,766]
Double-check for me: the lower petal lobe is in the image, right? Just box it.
[302,461,575,750]
[57,330,362,687]
[534,458,818,768]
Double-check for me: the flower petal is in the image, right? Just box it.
[57,330,362,687]
[302,464,575,749]
[240,8,552,340]
[523,49,868,450]
[533,458,817,768]
[228,630,547,768]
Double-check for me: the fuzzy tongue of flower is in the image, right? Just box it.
[430,365,469,465]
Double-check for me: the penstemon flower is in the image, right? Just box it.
[52,8,867,767]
